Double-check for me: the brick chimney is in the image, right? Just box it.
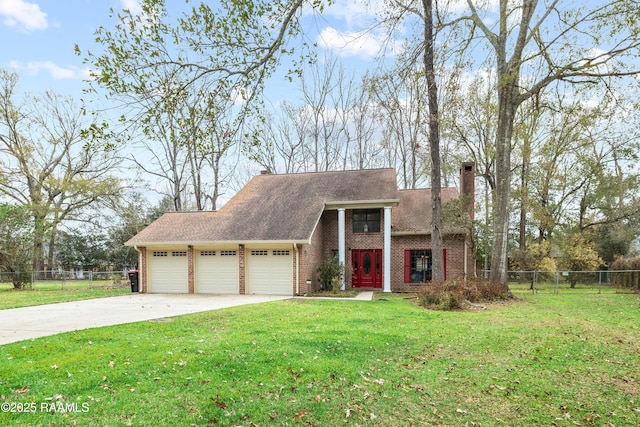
[460,162,475,221]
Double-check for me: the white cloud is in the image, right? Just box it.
[120,0,142,15]
[317,27,384,59]
[321,0,383,28]
[0,0,48,32]
[9,60,90,80]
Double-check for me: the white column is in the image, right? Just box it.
[383,206,392,292]
[338,208,346,291]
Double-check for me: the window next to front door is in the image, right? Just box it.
[352,209,381,233]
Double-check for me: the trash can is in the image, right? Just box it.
[128,270,139,293]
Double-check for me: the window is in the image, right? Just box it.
[220,250,237,256]
[153,251,168,257]
[172,251,187,257]
[352,209,380,233]
[251,250,268,256]
[200,251,216,256]
[404,250,432,283]
[273,250,290,256]
[403,249,447,283]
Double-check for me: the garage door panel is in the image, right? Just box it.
[197,250,239,294]
[148,250,188,293]
[247,249,293,295]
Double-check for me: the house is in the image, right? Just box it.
[125,162,476,295]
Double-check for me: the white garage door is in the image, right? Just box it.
[247,249,293,295]
[196,250,239,294]
[148,250,188,293]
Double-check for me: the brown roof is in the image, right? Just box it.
[392,187,459,234]
[126,168,401,245]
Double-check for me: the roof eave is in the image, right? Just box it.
[324,199,400,210]
[125,239,311,247]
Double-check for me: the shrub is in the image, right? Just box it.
[610,256,640,290]
[417,279,509,311]
[316,256,343,291]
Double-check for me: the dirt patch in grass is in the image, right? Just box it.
[302,289,361,298]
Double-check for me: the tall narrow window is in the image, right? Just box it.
[363,253,371,275]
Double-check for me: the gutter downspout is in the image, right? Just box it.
[464,240,468,281]
[294,243,300,295]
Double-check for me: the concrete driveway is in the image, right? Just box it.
[0,294,291,346]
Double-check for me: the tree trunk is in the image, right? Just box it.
[489,83,517,295]
[422,0,444,284]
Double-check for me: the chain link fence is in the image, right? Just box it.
[1,270,129,290]
[506,270,640,294]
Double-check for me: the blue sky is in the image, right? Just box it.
[0,0,389,100]
[0,0,131,96]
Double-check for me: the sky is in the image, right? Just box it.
[0,0,388,101]
[0,0,123,97]
[0,0,392,206]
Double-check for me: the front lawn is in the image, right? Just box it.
[0,291,638,426]
[0,285,131,310]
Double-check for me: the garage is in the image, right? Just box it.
[247,249,293,295]
[196,249,239,294]
[148,249,188,293]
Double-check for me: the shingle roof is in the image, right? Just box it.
[392,187,459,234]
[126,168,402,246]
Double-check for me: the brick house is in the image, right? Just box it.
[125,162,476,295]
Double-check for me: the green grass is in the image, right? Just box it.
[0,291,639,426]
[0,284,131,310]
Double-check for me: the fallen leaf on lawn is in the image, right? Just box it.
[374,379,384,385]
[108,360,115,368]
[15,385,29,394]
[212,397,227,409]
[456,408,468,414]
[51,364,58,370]
[293,410,308,419]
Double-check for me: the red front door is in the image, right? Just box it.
[352,249,382,288]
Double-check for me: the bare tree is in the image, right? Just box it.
[0,69,122,271]
[371,70,428,189]
[460,0,640,285]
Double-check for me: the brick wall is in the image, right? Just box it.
[391,234,472,292]
[238,244,245,294]
[314,213,474,293]
[298,216,324,294]
[187,245,194,293]
[140,246,147,293]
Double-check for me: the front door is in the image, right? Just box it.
[352,249,382,288]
